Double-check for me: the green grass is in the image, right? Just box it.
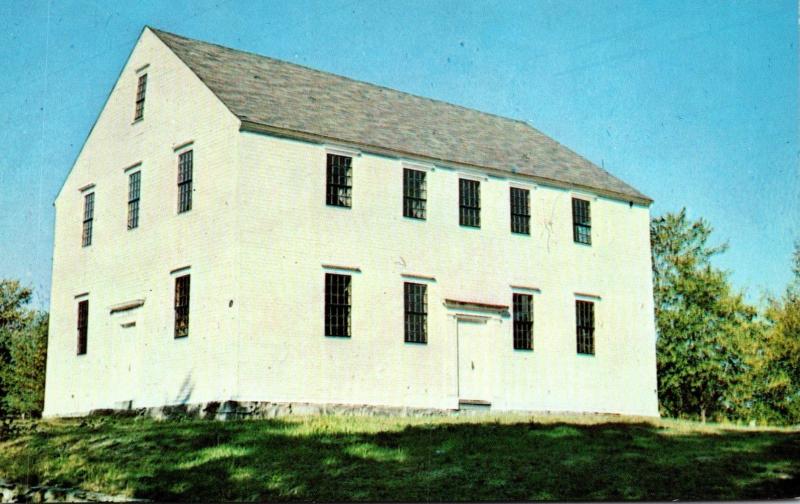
[0,413,798,501]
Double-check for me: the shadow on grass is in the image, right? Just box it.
[1,417,798,501]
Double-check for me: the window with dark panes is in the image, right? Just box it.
[82,192,94,247]
[576,300,595,355]
[326,154,352,207]
[404,282,427,343]
[325,273,351,337]
[513,293,533,350]
[459,178,480,227]
[572,198,591,245]
[127,171,140,230]
[77,300,88,355]
[174,274,190,338]
[134,74,147,121]
[403,168,426,219]
[178,150,193,213]
[510,187,530,234]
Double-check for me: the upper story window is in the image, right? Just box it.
[81,192,94,247]
[513,293,533,350]
[127,171,140,230]
[134,74,147,121]
[572,198,591,245]
[77,299,88,355]
[174,274,190,338]
[178,150,193,213]
[326,154,352,207]
[403,168,426,219]
[510,187,530,234]
[404,282,427,344]
[325,273,351,337]
[459,178,480,227]
[576,300,595,355]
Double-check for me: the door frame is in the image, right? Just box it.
[444,299,509,407]
[455,314,490,401]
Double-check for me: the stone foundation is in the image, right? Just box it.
[79,401,635,422]
[86,400,457,421]
[0,479,146,503]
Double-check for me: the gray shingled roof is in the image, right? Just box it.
[151,28,650,204]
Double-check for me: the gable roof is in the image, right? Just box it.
[150,28,651,205]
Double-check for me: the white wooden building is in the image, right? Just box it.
[43,27,659,417]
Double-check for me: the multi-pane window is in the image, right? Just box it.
[459,178,480,227]
[513,293,533,350]
[127,171,140,230]
[178,150,193,213]
[404,282,427,343]
[326,154,352,207]
[174,275,190,338]
[572,198,591,245]
[134,74,147,121]
[403,168,426,219]
[77,300,88,355]
[576,300,595,355]
[81,192,94,247]
[510,187,530,234]
[325,273,351,337]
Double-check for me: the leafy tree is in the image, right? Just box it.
[0,280,33,415]
[0,280,48,417]
[743,241,800,424]
[0,280,32,332]
[0,311,48,417]
[651,209,757,422]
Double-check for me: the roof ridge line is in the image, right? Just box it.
[147,26,531,128]
[145,26,651,204]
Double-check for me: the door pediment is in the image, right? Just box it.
[443,298,509,317]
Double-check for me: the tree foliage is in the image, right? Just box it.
[651,209,758,422]
[0,279,48,417]
[741,242,800,424]
[652,211,800,425]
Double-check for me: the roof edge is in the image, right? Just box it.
[146,27,533,129]
[148,27,242,129]
[239,120,654,207]
[149,26,652,206]
[54,26,150,204]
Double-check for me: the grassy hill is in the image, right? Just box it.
[0,413,797,501]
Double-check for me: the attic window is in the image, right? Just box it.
[134,74,147,121]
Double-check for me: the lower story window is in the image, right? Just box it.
[77,300,88,355]
[174,274,190,338]
[513,293,533,350]
[576,300,595,355]
[325,273,351,337]
[404,282,427,343]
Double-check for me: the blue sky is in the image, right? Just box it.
[0,0,797,309]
